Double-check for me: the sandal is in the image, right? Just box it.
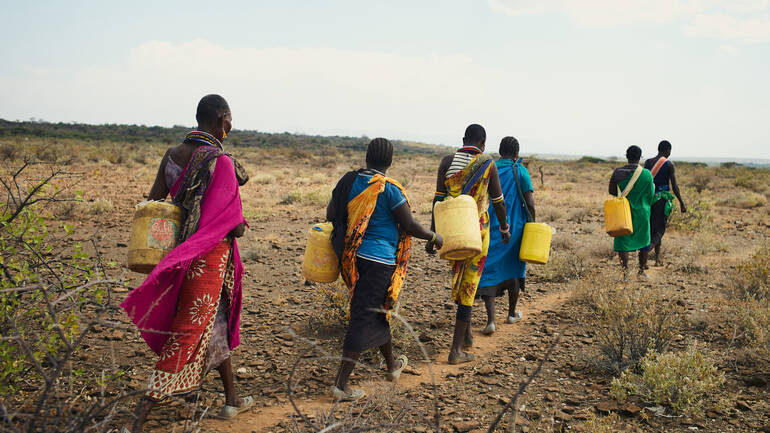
[448,351,475,365]
[331,385,365,401]
[217,395,254,420]
[506,312,522,324]
[482,323,496,335]
[386,355,408,382]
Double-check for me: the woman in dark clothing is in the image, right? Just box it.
[325,138,442,401]
[644,140,687,266]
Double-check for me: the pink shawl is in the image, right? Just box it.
[121,155,246,355]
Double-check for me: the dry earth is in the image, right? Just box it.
[9,144,770,432]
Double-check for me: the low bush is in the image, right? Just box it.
[89,197,114,214]
[690,170,710,194]
[281,186,332,206]
[733,299,770,356]
[533,250,586,282]
[732,243,770,301]
[719,191,767,209]
[252,173,277,184]
[0,141,21,161]
[576,275,682,375]
[312,279,350,329]
[668,188,713,232]
[610,344,724,416]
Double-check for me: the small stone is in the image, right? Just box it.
[735,400,751,411]
[744,376,768,387]
[620,403,641,416]
[596,400,618,413]
[452,421,477,432]
[476,365,495,375]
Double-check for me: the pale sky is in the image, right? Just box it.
[1,0,769,159]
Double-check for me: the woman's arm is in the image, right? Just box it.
[393,202,443,249]
[669,162,687,213]
[148,149,171,201]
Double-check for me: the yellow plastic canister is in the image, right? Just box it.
[434,195,482,261]
[127,201,183,274]
[604,197,633,237]
[302,222,340,283]
[519,222,552,264]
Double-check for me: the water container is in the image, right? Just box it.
[604,197,633,237]
[434,195,482,260]
[519,223,552,264]
[127,201,183,273]
[302,222,340,283]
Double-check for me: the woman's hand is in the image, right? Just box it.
[425,232,442,254]
[229,223,246,238]
[499,224,511,244]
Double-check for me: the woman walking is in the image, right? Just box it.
[428,124,509,365]
[475,137,536,334]
[326,138,442,400]
[121,95,252,432]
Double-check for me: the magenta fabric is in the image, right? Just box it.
[121,155,246,355]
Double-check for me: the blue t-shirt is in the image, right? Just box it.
[347,173,407,265]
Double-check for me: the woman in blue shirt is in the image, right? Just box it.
[325,138,442,401]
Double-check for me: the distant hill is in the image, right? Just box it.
[0,119,450,156]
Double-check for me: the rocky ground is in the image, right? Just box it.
[8,148,769,432]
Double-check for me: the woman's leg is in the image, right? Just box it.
[618,251,629,269]
[216,357,243,407]
[483,296,495,326]
[334,351,361,390]
[638,250,649,275]
[378,338,396,372]
[451,319,470,355]
[507,280,521,318]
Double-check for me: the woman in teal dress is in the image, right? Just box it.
[476,137,536,335]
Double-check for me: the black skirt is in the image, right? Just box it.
[650,198,669,246]
[475,278,524,299]
[342,257,396,352]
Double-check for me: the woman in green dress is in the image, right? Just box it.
[608,145,654,279]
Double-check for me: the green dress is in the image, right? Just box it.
[613,168,655,252]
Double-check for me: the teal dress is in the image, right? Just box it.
[477,158,532,296]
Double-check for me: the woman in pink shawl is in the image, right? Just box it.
[121,95,253,432]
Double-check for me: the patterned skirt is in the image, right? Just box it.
[451,215,490,307]
[146,240,234,402]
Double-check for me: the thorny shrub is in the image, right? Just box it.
[575,273,682,375]
[668,188,713,232]
[728,244,770,358]
[610,344,724,416]
[281,186,332,206]
[690,169,710,194]
[1,161,129,432]
[312,279,350,329]
[719,191,767,209]
[532,250,586,282]
[732,243,770,301]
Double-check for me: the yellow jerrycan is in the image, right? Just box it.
[127,201,183,274]
[604,164,642,237]
[604,197,633,237]
[519,222,552,264]
[434,195,482,261]
[302,222,340,283]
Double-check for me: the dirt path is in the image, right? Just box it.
[204,288,572,432]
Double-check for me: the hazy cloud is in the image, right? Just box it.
[489,0,770,42]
